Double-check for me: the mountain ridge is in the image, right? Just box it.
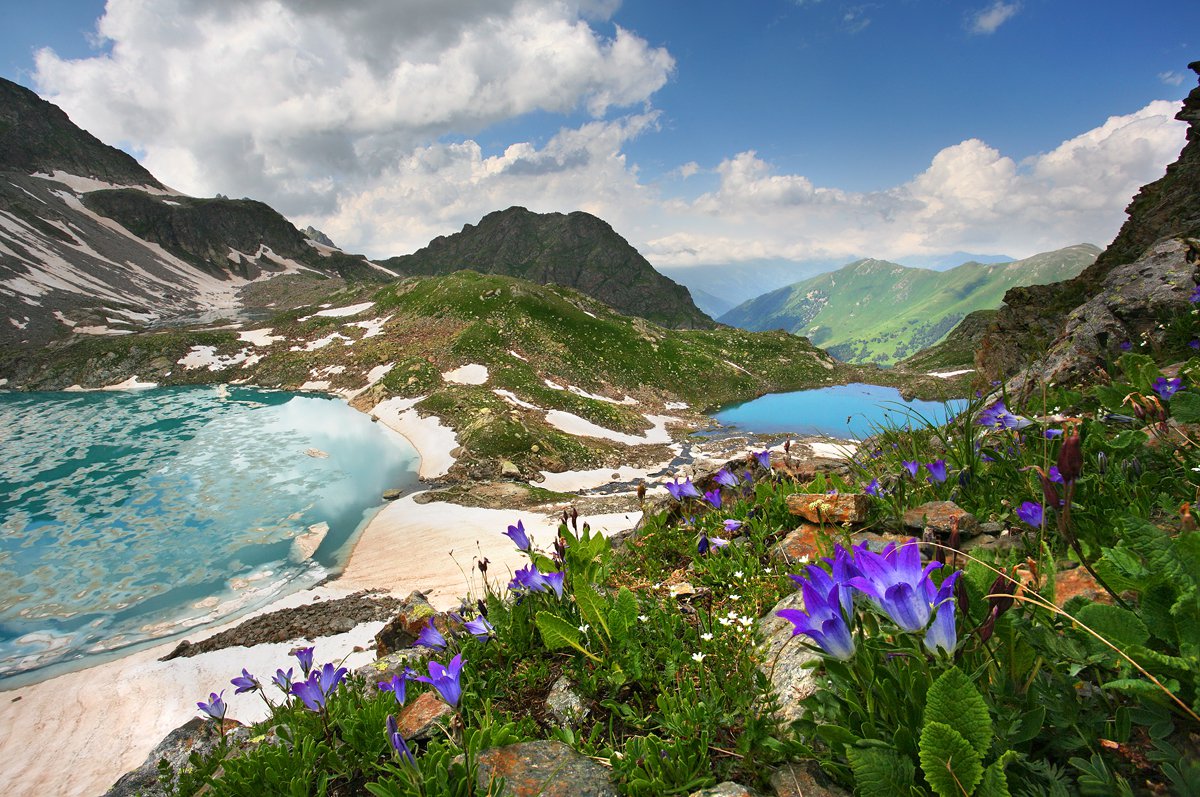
[719,244,1098,364]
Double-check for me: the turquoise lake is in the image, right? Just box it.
[713,383,965,439]
[0,386,419,686]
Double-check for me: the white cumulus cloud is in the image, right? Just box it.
[968,1,1020,35]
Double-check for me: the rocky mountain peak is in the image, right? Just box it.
[383,206,713,330]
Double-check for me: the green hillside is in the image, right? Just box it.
[719,244,1098,364]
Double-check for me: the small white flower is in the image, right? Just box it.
[579,624,590,634]
[730,594,741,601]
[638,614,649,622]
[733,570,744,579]
[700,632,713,641]
[726,610,738,618]
[691,652,706,663]
[718,617,732,626]
[738,616,753,628]
[764,566,773,573]
[796,555,810,564]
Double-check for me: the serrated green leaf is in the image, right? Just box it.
[975,751,1018,797]
[1169,390,1200,423]
[1117,353,1160,394]
[611,587,638,643]
[1074,603,1150,648]
[920,722,983,797]
[847,746,916,797]
[574,583,610,644]
[534,612,599,661]
[925,667,992,758]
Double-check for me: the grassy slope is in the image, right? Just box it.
[2,271,851,477]
[721,245,1097,364]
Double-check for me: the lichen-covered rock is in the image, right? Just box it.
[545,675,588,727]
[758,591,821,724]
[474,740,617,796]
[769,762,851,797]
[786,493,868,524]
[902,501,981,538]
[104,717,249,797]
[768,523,823,567]
[396,691,455,741]
[689,782,761,797]
[374,590,440,658]
[354,648,434,691]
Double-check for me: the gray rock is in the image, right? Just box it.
[690,782,761,797]
[382,488,404,500]
[758,591,821,724]
[901,501,981,538]
[545,675,588,727]
[769,762,851,797]
[104,717,249,797]
[474,740,617,796]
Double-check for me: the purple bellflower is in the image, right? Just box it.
[713,469,740,488]
[925,460,948,484]
[271,668,294,693]
[542,570,566,598]
[230,668,260,695]
[864,478,882,497]
[386,715,416,765]
[1119,340,1132,351]
[847,540,941,633]
[378,671,410,706]
[197,691,226,721]
[1044,428,1063,439]
[463,615,495,641]
[1190,285,1200,303]
[1153,376,1183,400]
[924,570,961,655]
[977,400,1032,431]
[665,477,701,501]
[414,654,465,707]
[777,575,856,660]
[292,646,315,677]
[902,460,919,478]
[723,519,743,534]
[1016,501,1044,528]
[504,519,532,552]
[508,564,549,594]
[753,450,772,470]
[416,619,448,650]
[1190,340,1200,351]
[703,489,722,509]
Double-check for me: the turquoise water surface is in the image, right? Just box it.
[713,383,965,439]
[0,386,418,685]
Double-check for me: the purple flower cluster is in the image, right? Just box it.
[508,564,565,598]
[291,662,348,712]
[414,653,466,707]
[778,540,961,658]
[1153,376,1183,400]
[977,400,1032,431]
[665,477,701,501]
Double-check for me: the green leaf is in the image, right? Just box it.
[1117,353,1161,394]
[610,587,638,643]
[847,746,916,797]
[574,583,611,644]
[534,612,599,661]
[1074,603,1150,648]
[975,751,1018,797]
[1012,707,1045,746]
[920,722,983,797]
[924,666,992,758]
[1170,390,1200,423]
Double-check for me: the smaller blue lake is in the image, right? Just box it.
[0,386,419,686]
[713,383,965,439]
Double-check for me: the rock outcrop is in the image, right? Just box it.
[381,206,714,330]
[978,62,1200,389]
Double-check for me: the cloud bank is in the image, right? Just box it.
[32,0,1188,268]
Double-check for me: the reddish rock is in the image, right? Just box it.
[396,691,454,741]
[786,493,868,524]
[475,740,617,796]
[769,523,825,566]
[902,501,981,537]
[1055,566,1113,607]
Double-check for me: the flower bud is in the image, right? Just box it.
[1096,450,1108,475]
[1056,429,1083,484]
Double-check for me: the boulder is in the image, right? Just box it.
[104,717,248,797]
[901,501,980,538]
[474,740,617,796]
[769,762,851,797]
[768,523,823,567]
[786,493,868,524]
[689,782,760,797]
[396,691,455,742]
[758,591,821,724]
[374,591,440,657]
[545,675,588,728]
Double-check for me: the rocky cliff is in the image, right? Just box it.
[977,62,1200,389]
[381,206,714,329]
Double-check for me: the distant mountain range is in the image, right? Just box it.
[719,245,1099,364]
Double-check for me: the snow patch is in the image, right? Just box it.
[31,170,179,196]
[566,384,638,405]
[493,389,540,410]
[300,380,331,391]
[370,397,459,480]
[238,328,284,346]
[543,379,566,391]
[75,325,133,336]
[927,369,974,378]
[441,364,489,385]
[101,376,158,391]
[177,345,256,371]
[346,315,391,339]
[290,333,353,352]
[508,350,527,362]
[299,302,374,320]
[544,412,677,446]
[665,401,689,410]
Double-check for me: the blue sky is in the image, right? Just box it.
[2,1,1197,271]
